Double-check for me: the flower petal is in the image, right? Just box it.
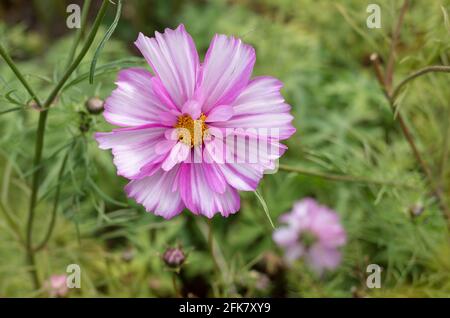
[161,142,191,171]
[134,25,199,108]
[307,245,342,273]
[214,76,296,140]
[155,139,177,155]
[103,67,177,127]
[198,34,255,112]
[95,124,167,179]
[206,104,234,122]
[232,76,290,115]
[125,167,185,219]
[204,136,265,190]
[181,100,202,119]
[215,162,263,191]
[178,163,240,217]
[202,162,227,194]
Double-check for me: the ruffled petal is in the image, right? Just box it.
[95,124,167,179]
[178,163,240,217]
[161,142,191,171]
[215,162,262,191]
[232,76,290,115]
[203,135,267,190]
[125,166,184,219]
[134,25,199,108]
[202,162,227,194]
[214,76,296,140]
[103,67,177,127]
[198,34,255,112]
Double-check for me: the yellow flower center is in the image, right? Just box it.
[175,113,208,147]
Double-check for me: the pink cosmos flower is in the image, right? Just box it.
[96,25,295,219]
[273,198,346,273]
[45,274,69,297]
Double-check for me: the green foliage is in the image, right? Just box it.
[0,0,449,297]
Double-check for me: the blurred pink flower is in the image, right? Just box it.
[273,198,346,273]
[45,274,68,297]
[96,25,295,219]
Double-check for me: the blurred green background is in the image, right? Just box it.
[0,0,449,297]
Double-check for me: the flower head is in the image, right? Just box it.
[273,198,346,273]
[45,274,69,297]
[96,25,295,219]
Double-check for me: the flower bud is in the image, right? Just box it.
[121,247,135,262]
[248,270,270,291]
[78,111,92,133]
[409,203,424,217]
[85,97,104,114]
[163,247,185,268]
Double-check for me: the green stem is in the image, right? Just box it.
[207,219,221,276]
[24,0,110,290]
[370,4,450,221]
[195,218,233,296]
[278,164,414,188]
[34,148,71,252]
[440,112,450,185]
[0,106,25,116]
[90,0,122,83]
[0,44,42,108]
[43,0,109,109]
[172,273,181,297]
[0,200,25,246]
[391,66,450,100]
[25,111,48,289]
[395,113,450,219]
[65,0,92,68]
[384,0,410,92]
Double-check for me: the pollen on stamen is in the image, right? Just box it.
[175,113,208,147]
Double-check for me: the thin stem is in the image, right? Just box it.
[440,112,450,185]
[370,2,450,220]
[370,53,389,99]
[171,273,181,297]
[24,0,110,290]
[0,44,42,108]
[25,111,48,289]
[0,200,25,246]
[34,148,71,252]
[90,0,122,83]
[385,0,410,93]
[195,218,233,296]
[43,0,109,109]
[391,66,450,100]
[207,219,220,275]
[0,106,26,116]
[65,0,92,68]
[278,164,415,188]
[397,114,450,218]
